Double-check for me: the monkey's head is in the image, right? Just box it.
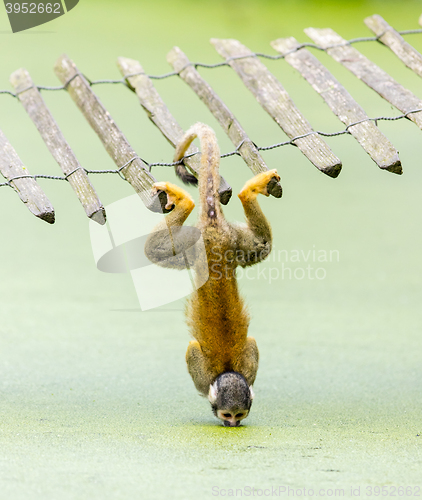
[208,371,254,427]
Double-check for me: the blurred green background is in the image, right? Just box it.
[0,1,421,498]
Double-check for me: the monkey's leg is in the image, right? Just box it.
[233,337,259,387]
[144,182,196,270]
[233,169,280,267]
[186,340,215,396]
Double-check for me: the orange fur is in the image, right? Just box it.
[185,241,250,378]
[145,123,279,397]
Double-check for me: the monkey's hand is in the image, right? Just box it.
[153,181,195,211]
[186,340,213,396]
[238,169,280,201]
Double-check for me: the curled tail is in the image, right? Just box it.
[175,164,198,186]
[174,123,221,223]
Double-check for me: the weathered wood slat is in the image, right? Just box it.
[54,54,168,214]
[305,28,422,130]
[167,46,282,197]
[0,128,55,223]
[10,68,106,225]
[271,37,402,174]
[364,15,422,79]
[117,56,232,205]
[211,38,342,178]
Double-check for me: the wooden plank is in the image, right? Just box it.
[271,37,402,174]
[54,54,169,214]
[166,46,282,197]
[211,38,342,178]
[305,28,422,130]
[0,128,55,223]
[10,68,106,225]
[364,15,422,79]
[117,57,232,205]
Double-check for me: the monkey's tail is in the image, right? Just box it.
[174,123,221,223]
[174,164,198,186]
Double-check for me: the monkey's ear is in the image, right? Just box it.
[249,386,255,400]
[208,382,217,404]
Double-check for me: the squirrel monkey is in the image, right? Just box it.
[145,123,279,427]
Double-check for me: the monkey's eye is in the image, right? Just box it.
[223,413,231,418]
[235,413,244,419]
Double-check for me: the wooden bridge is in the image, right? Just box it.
[0,13,421,224]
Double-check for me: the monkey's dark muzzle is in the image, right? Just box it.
[223,420,241,427]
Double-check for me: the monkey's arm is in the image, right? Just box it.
[185,340,215,396]
[233,337,259,386]
[144,182,196,270]
[232,170,280,267]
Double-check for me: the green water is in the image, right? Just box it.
[0,1,421,498]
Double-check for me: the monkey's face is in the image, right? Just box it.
[216,408,250,427]
[208,371,254,427]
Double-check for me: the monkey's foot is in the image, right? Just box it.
[153,181,195,210]
[238,169,280,201]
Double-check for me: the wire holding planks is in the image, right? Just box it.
[1,108,422,187]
